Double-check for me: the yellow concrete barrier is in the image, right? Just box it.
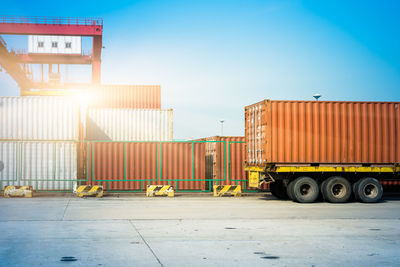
[4,186,33,198]
[146,185,175,197]
[76,185,103,198]
[213,185,241,197]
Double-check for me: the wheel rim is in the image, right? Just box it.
[300,184,311,196]
[363,183,378,198]
[331,183,346,198]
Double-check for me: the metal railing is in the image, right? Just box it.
[0,15,103,26]
[0,140,255,193]
[0,140,86,192]
[11,49,93,56]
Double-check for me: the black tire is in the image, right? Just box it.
[352,179,362,201]
[291,176,319,203]
[269,180,288,200]
[355,177,383,203]
[287,181,295,200]
[321,176,352,203]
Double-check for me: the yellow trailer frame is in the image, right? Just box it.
[245,165,400,188]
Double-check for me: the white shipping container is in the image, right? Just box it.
[28,35,82,54]
[0,141,78,190]
[87,109,173,141]
[0,96,80,140]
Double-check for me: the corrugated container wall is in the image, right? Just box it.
[0,96,80,140]
[89,85,161,109]
[86,109,173,141]
[202,136,246,184]
[245,100,400,165]
[201,136,268,191]
[0,141,78,190]
[87,142,206,191]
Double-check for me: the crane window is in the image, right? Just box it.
[37,41,44,48]
[52,42,58,48]
[65,42,72,49]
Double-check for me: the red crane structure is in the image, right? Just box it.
[0,15,103,95]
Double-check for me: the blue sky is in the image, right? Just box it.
[1,0,399,139]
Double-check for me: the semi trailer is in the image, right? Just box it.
[244,100,400,203]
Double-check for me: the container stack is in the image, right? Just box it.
[0,96,80,190]
[86,85,173,141]
[86,85,208,192]
[86,84,180,192]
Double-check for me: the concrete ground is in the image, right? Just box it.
[0,193,400,266]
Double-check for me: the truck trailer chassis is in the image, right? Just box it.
[245,164,400,203]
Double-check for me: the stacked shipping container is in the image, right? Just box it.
[85,84,219,191]
[0,96,80,190]
[0,96,80,140]
[86,84,173,142]
[88,85,161,109]
[0,85,172,191]
[86,109,173,141]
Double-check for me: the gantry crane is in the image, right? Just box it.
[0,15,103,95]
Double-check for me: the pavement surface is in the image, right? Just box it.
[0,193,400,266]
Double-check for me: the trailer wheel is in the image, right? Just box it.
[291,176,319,203]
[287,181,295,200]
[269,180,288,199]
[355,177,383,203]
[322,176,351,203]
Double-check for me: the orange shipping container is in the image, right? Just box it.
[87,142,206,191]
[245,100,400,166]
[200,136,269,191]
[89,85,161,109]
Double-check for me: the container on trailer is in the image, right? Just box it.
[87,141,206,191]
[89,85,161,109]
[0,141,78,190]
[245,100,400,203]
[0,96,80,140]
[245,100,400,166]
[86,108,173,141]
